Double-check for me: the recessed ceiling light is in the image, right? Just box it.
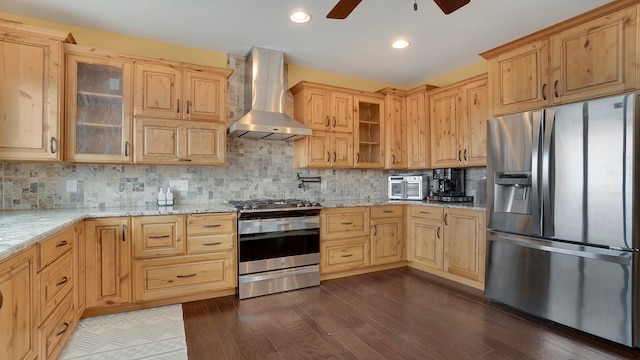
[290,9,311,23]
[392,39,410,49]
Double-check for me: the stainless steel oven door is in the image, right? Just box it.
[238,228,320,275]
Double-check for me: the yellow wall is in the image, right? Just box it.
[0,12,227,68]
[1,11,485,90]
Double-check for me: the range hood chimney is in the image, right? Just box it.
[228,47,311,140]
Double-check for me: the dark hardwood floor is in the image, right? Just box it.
[182,268,640,359]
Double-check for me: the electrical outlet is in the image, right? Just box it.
[66,179,78,192]
[321,181,327,190]
[169,180,189,191]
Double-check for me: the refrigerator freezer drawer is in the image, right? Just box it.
[485,231,635,347]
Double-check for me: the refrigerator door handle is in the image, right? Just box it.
[488,231,631,265]
[531,111,543,235]
[542,108,555,237]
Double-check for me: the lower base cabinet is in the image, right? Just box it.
[320,237,370,274]
[132,252,235,301]
[407,205,486,289]
[0,248,38,360]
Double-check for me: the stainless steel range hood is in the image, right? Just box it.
[228,47,311,140]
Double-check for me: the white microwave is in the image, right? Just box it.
[388,175,429,200]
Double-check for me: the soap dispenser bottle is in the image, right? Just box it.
[158,187,166,206]
[166,186,174,206]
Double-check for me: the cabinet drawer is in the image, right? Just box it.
[38,227,74,270]
[39,250,73,323]
[187,213,236,236]
[321,207,370,240]
[133,252,236,301]
[39,291,75,360]
[187,233,235,254]
[371,205,403,219]
[409,206,443,220]
[132,215,185,259]
[321,237,369,274]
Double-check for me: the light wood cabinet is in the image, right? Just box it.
[407,205,486,289]
[187,213,237,254]
[354,94,385,168]
[406,88,430,169]
[443,208,486,283]
[85,217,131,309]
[407,206,444,271]
[320,207,371,275]
[379,89,407,169]
[133,212,237,302]
[133,117,226,165]
[370,205,404,266]
[484,3,639,116]
[0,19,73,162]
[36,226,77,360]
[430,74,488,168]
[132,215,185,259]
[0,247,38,360]
[134,62,228,122]
[65,46,134,163]
[549,5,638,104]
[292,82,357,168]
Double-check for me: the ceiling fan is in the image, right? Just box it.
[327,0,470,19]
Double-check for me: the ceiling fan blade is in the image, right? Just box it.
[327,0,363,19]
[433,0,470,14]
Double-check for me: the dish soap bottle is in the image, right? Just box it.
[166,186,174,206]
[158,187,166,206]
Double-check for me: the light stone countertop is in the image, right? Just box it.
[0,200,485,263]
[0,203,236,263]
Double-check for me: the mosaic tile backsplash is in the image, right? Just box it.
[0,52,486,210]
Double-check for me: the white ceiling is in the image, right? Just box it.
[0,0,612,87]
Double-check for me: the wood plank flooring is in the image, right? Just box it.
[182,267,640,359]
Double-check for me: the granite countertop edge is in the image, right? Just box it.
[0,200,486,263]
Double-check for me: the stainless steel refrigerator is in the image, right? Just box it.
[485,93,640,347]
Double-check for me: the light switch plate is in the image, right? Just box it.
[169,180,189,191]
[66,179,78,192]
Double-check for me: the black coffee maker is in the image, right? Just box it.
[427,168,473,202]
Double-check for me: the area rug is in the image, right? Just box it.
[59,304,187,360]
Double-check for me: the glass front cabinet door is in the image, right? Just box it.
[65,51,133,163]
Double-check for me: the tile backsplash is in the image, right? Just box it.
[0,52,486,210]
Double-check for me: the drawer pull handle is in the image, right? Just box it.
[56,322,69,337]
[444,213,448,226]
[55,240,68,248]
[340,254,353,258]
[177,273,197,278]
[202,224,222,228]
[148,235,170,239]
[122,225,127,242]
[383,210,394,213]
[174,158,192,162]
[56,277,69,286]
[340,222,353,225]
[202,242,222,246]
[420,211,431,215]
[0,291,3,310]
[372,225,377,236]
[437,227,441,239]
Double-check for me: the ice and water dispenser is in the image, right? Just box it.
[493,172,532,215]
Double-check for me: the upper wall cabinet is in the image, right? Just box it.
[354,94,385,169]
[378,88,407,169]
[65,45,134,163]
[430,74,488,168]
[0,19,74,162]
[134,62,230,122]
[484,2,639,116]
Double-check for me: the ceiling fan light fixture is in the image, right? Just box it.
[290,9,311,23]
[392,39,410,49]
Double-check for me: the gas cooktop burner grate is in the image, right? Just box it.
[229,199,322,211]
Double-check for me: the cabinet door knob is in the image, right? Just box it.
[356,153,360,164]
[186,100,190,115]
[437,226,441,239]
[326,151,330,162]
[541,83,547,100]
[463,149,468,162]
[326,116,330,127]
[391,154,396,164]
[333,152,337,162]
[372,225,377,236]
[553,80,559,98]
[122,224,127,242]
[125,141,130,157]
[176,99,181,114]
[444,213,448,226]
[458,150,462,162]
[0,291,3,310]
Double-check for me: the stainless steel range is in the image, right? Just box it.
[229,199,322,299]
